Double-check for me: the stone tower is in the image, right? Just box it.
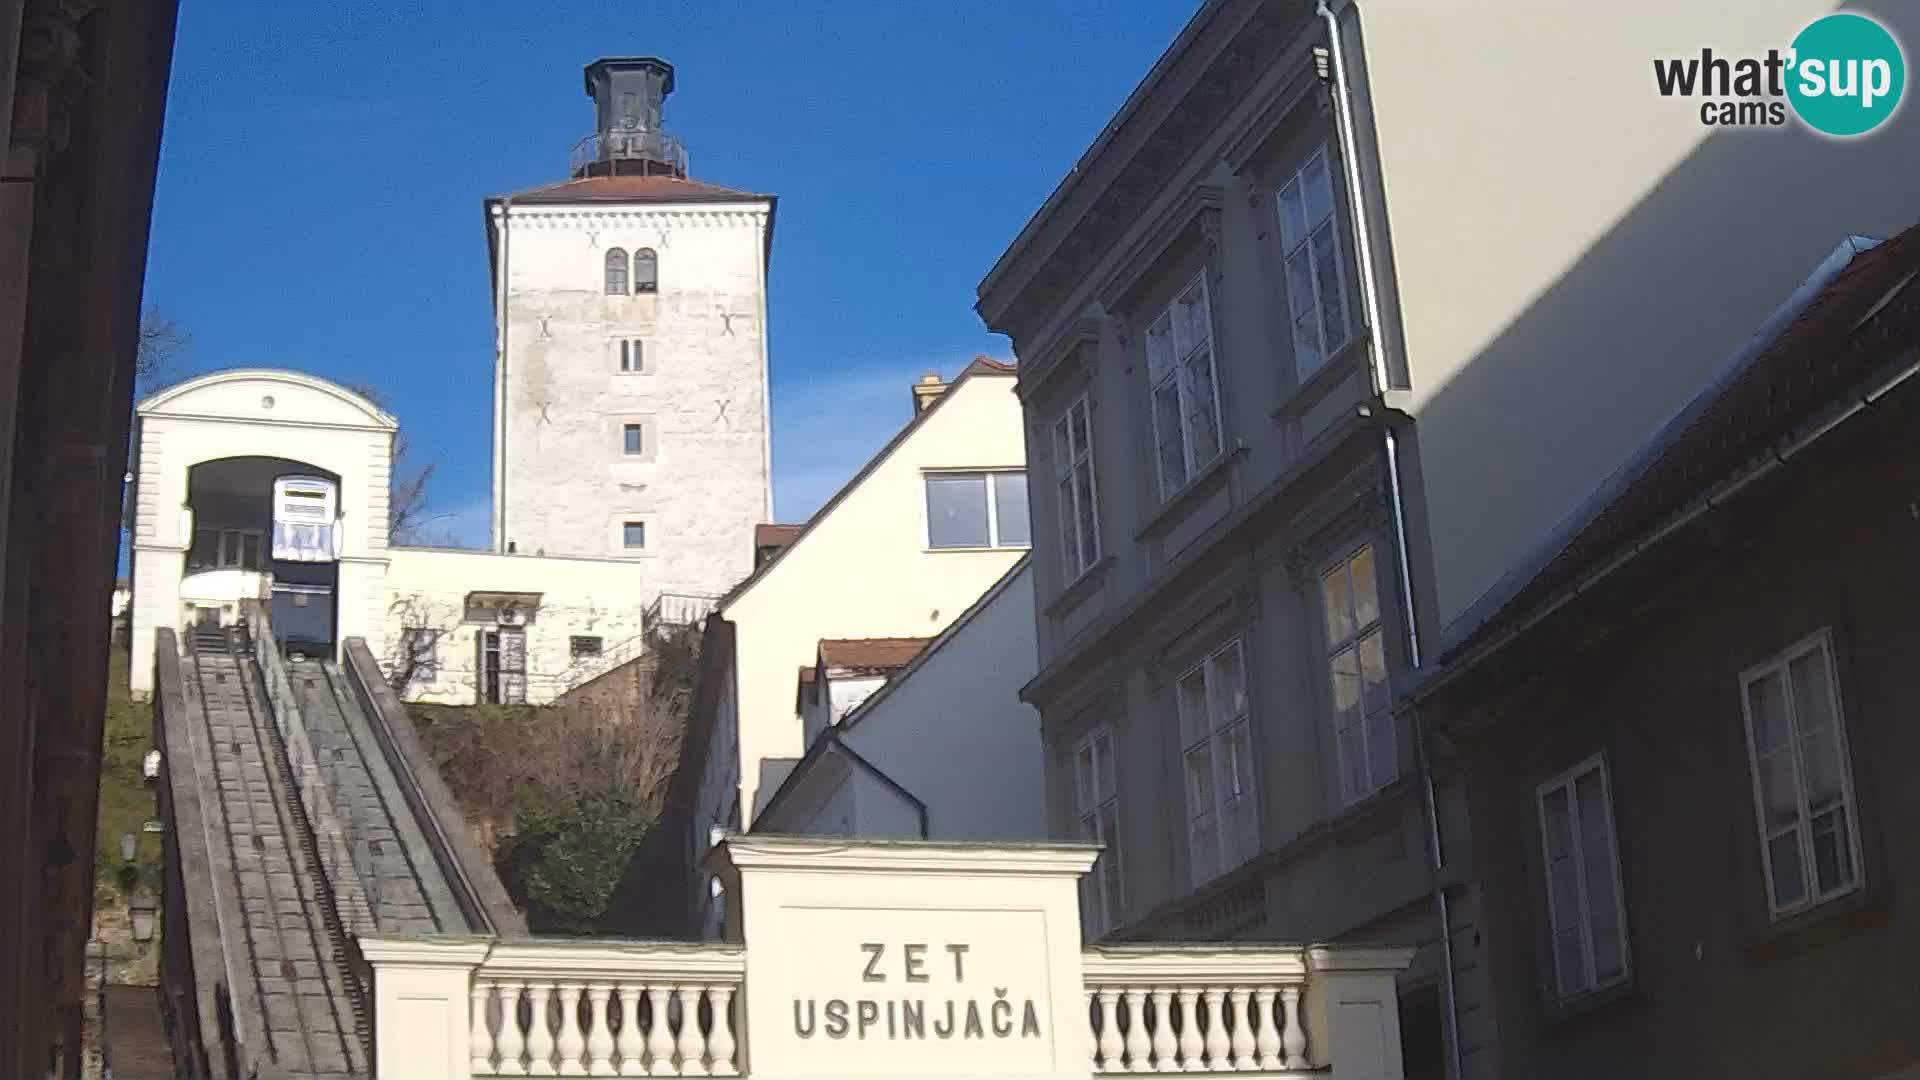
[485,57,773,601]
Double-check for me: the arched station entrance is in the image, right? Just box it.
[183,456,345,658]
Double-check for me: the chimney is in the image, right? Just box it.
[911,373,947,413]
[578,57,686,179]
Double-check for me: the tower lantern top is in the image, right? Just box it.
[575,56,687,179]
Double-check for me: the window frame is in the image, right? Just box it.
[188,527,265,572]
[622,520,647,550]
[604,248,630,295]
[1737,628,1865,920]
[633,247,659,294]
[617,338,647,373]
[1533,752,1632,1003]
[1321,543,1396,806]
[1174,639,1258,887]
[569,635,604,660]
[922,469,1030,551]
[1144,273,1226,501]
[622,422,645,457]
[1275,145,1354,380]
[402,626,441,681]
[1073,725,1122,936]
[1052,394,1101,581]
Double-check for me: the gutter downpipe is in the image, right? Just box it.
[493,198,512,554]
[1318,4,1462,1078]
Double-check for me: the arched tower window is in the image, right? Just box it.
[604,248,630,295]
[634,248,659,294]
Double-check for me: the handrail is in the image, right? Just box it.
[154,627,255,1077]
[342,637,527,935]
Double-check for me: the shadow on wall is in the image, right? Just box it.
[1402,0,1920,633]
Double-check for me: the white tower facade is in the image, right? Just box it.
[487,57,773,602]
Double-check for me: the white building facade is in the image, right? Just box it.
[487,56,773,607]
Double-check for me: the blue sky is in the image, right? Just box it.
[143,1,1194,545]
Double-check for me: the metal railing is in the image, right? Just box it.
[570,129,690,178]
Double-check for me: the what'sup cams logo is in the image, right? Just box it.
[1653,12,1906,137]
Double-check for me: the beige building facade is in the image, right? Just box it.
[978,3,1918,1079]
[678,362,1030,936]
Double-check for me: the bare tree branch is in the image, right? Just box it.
[135,307,189,389]
[345,381,440,543]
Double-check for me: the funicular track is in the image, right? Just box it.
[185,625,367,1077]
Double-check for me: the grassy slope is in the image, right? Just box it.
[96,643,161,904]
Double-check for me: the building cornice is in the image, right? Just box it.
[977,0,1316,342]
[492,204,771,231]
[708,835,1100,879]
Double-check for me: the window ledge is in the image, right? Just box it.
[1134,444,1247,542]
[1044,556,1114,619]
[1538,979,1643,1033]
[1740,880,1888,959]
[925,545,1030,555]
[1271,334,1371,422]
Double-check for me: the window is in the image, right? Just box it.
[633,247,658,294]
[1053,395,1101,580]
[1277,147,1353,378]
[622,423,645,456]
[570,635,604,659]
[924,471,1030,549]
[604,248,630,295]
[1176,641,1256,886]
[1739,631,1862,918]
[187,527,263,572]
[622,521,647,549]
[1146,274,1223,498]
[402,627,441,681]
[1535,754,1630,1001]
[479,628,526,705]
[1322,545,1394,804]
[618,338,646,373]
[1074,726,1122,935]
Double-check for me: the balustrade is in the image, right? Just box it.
[1081,947,1317,1075]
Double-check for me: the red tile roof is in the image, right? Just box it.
[495,174,768,205]
[1437,225,1920,666]
[817,637,932,675]
[963,355,1016,376]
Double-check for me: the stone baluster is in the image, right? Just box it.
[1176,988,1204,1072]
[497,982,529,1077]
[557,983,587,1075]
[1228,988,1256,1071]
[1202,989,1230,1070]
[706,985,737,1076]
[1251,988,1281,1071]
[471,982,498,1075]
[1279,986,1307,1069]
[616,986,645,1077]
[675,986,711,1076]
[527,983,558,1075]
[586,985,616,1076]
[1149,988,1177,1073]
[1096,988,1123,1071]
[1123,988,1151,1072]
[645,986,675,1075]
[1086,990,1101,1071]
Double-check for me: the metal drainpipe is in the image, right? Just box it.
[493,197,512,554]
[1317,3,1464,1078]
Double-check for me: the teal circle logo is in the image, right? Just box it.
[1787,13,1906,137]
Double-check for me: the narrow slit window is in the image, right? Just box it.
[623,423,644,456]
[623,521,647,549]
[619,339,645,373]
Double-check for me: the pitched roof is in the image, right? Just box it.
[817,637,931,676]
[713,357,1018,609]
[1431,225,1920,673]
[493,174,769,206]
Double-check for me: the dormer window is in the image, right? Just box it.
[634,248,659,294]
[604,248,629,295]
